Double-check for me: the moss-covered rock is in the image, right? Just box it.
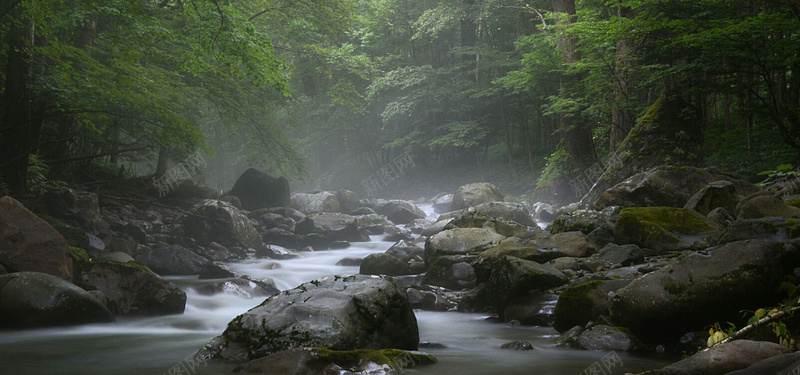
[613,207,716,253]
[483,255,568,318]
[553,280,605,333]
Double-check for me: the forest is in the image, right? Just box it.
[1,0,799,202]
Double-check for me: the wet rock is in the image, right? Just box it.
[451,183,504,211]
[420,218,453,237]
[473,232,598,278]
[457,284,492,312]
[432,193,454,214]
[291,192,341,214]
[549,209,616,235]
[406,288,455,311]
[0,272,114,327]
[576,325,641,352]
[423,228,506,267]
[229,168,291,210]
[232,348,436,374]
[74,261,186,316]
[386,241,424,263]
[255,245,294,260]
[707,207,734,230]
[182,199,261,249]
[484,256,568,317]
[441,210,540,238]
[137,244,208,275]
[405,218,434,234]
[301,233,333,250]
[725,351,800,375]
[423,256,477,290]
[336,257,362,267]
[553,280,608,332]
[0,196,73,280]
[256,212,295,230]
[737,194,800,220]
[609,240,800,344]
[198,262,239,279]
[196,275,419,361]
[503,293,557,326]
[718,217,800,243]
[464,202,536,227]
[306,212,369,242]
[262,228,303,249]
[193,278,279,299]
[360,253,413,276]
[612,207,716,254]
[657,340,790,375]
[500,341,534,351]
[374,200,426,224]
[98,252,136,263]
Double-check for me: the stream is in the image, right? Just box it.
[0,204,675,374]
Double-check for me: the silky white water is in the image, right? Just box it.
[0,204,674,374]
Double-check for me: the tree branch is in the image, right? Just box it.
[499,2,549,32]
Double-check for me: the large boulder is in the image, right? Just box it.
[612,207,716,254]
[335,190,361,214]
[0,272,114,328]
[657,340,791,375]
[196,275,419,362]
[432,193,454,214]
[609,240,800,344]
[291,192,341,214]
[467,202,536,227]
[580,96,704,208]
[305,212,369,242]
[137,244,209,275]
[483,255,568,317]
[473,232,599,271]
[182,200,261,249]
[593,166,744,211]
[423,228,506,267]
[553,279,631,333]
[360,253,413,276]
[229,168,291,210]
[373,200,426,225]
[575,325,641,352]
[736,194,800,220]
[0,196,73,280]
[451,183,504,211]
[73,260,186,316]
[684,180,761,216]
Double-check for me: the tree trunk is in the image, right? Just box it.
[154,146,170,178]
[610,5,635,151]
[0,9,39,194]
[551,0,595,170]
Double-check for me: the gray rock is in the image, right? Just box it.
[485,256,568,317]
[422,256,477,290]
[74,260,186,316]
[198,262,239,279]
[306,212,369,242]
[737,194,800,220]
[360,253,413,276]
[335,189,361,214]
[291,192,341,214]
[719,217,799,244]
[500,341,534,350]
[137,244,208,275]
[725,351,800,375]
[576,325,640,352]
[658,340,790,375]
[193,278,278,299]
[229,168,291,210]
[451,182,504,211]
[503,293,558,326]
[182,199,261,249]
[423,228,506,266]
[685,180,760,216]
[0,272,114,327]
[196,275,419,361]
[374,200,426,224]
[432,193,454,214]
[597,243,644,265]
[609,240,800,344]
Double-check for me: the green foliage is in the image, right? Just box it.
[747,308,796,349]
[538,142,572,186]
[757,164,799,187]
[27,155,68,194]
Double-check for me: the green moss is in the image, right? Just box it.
[615,207,715,250]
[554,280,603,331]
[786,198,800,209]
[664,282,687,295]
[761,221,780,235]
[122,261,157,276]
[69,246,90,262]
[787,219,800,239]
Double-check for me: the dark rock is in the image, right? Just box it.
[423,228,506,267]
[232,348,436,374]
[503,293,557,326]
[684,180,760,216]
[406,288,455,311]
[553,280,608,333]
[386,241,424,263]
[485,256,568,317]
[468,202,536,227]
[291,192,341,214]
[137,244,208,275]
[422,256,477,290]
[336,257,362,266]
[576,325,640,352]
[360,253,413,276]
[307,212,369,242]
[257,212,294,230]
[451,183,504,211]
[737,194,800,219]
[597,243,644,265]
[657,340,790,375]
[405,218,434,234]
[457,284,492,313]
[500,341,534,350]
[301,233,332,250]
[262,228,303,249]
[0,196,73,280]
[441,210,542,238]
[707,207,734,230]
[98,252,135,263]
[229,168,291,210]
[350,207,376,216]
[473,232,598,277]
[388,206,426,225]
[549,209,609,235]
[330,240,351,249]
[255,245,294,260]
[218,194,242,209]
[74,260,186,316]
[0,272,114,327]
[719,217,800,244]
[182,200,261,248]
[725,351,800,375]
[609,240,799,344]
[196,275,419,361]
[198,262,239,279]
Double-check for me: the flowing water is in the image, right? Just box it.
[0,204,676,374]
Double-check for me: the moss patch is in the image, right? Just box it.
[787,219,800,239]
[664,282,687,295]
[554,280,603,332]
[70,246,90,262]
[786,198,800,209]
[614,207,715,251]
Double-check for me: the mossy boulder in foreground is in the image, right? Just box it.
[195,274,419,362]
[613,206,716,253]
